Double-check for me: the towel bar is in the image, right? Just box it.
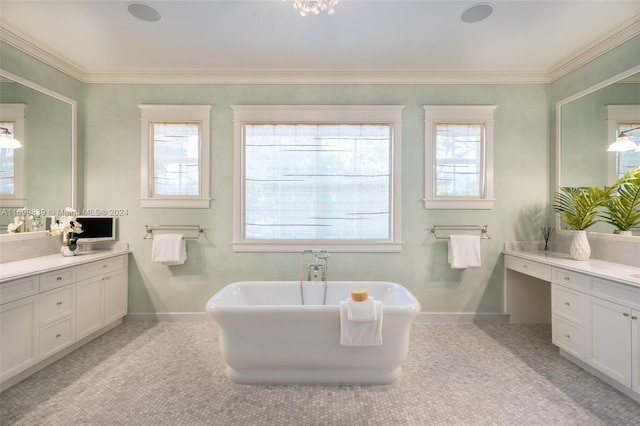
[429,225,490,240]
[144,224,204,240]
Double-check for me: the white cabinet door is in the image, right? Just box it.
[587,295,632,387]
[632,309,639,394]
[104,269,127,325]
[76,277,104,340]
[0,295,39,381]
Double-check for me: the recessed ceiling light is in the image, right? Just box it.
[461,3,494,23]
[126,2,162,23]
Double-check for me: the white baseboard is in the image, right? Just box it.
[125,312,510,323]
[414,312,510,323]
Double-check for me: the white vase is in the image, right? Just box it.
[569,230,590,261]
[61,246,77,257]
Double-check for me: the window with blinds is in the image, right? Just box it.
[0,121,16,196]
[232,105,403,252]
[616,123,640,179]
[139,105,211,208]
[0,103,26,207]
[423,105,496,210]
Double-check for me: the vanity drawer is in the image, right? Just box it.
[552,284,586,325]
[76,256,127,281]
[552,315,585,360]
[552,268,588,292]
[0,276,39,305]
[40,284,76,326]
[40,268,76,292]
[40,316,75,358]
[505,256,552,281]
[589,278,640,311]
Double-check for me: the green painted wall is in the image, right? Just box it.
[84,83,549,313]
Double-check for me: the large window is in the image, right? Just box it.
[0,104,26,207]
[424,105,496,210]
[232,105,403,252]
[139,105,211,208]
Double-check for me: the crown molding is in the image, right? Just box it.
[80,69,549,85]
[1,13,638,86]
[0,19,85,82]
[548,12,640,83]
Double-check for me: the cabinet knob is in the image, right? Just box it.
[564,277,570,281]
[632,316,638,320]
[565,334,571,339]
[564,302,570,306]
[56,301,62,306]
[623,313,630,317]
[56,277,62,281]
[56,334,62,338]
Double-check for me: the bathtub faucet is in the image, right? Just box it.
[304,250,330,281]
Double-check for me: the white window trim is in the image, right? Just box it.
[0,103,27,207]
[231,105,404,253]
[607,105,640,185]
[423,105,496,210]
[138,104,211,208]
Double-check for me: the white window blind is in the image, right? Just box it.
[232,105,403,252]
[0,103,26,207]
[616,123,640,179]
[152,122,201,197]
[244,123,391,240]
[434,123,485,198]
[0,121,16,196]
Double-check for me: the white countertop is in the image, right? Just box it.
[0,243,130,283]
[503,249,640,289]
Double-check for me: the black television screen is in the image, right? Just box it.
[76,216,116,242]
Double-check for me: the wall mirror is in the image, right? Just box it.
[0,68,76,239]
[557,64,640,239]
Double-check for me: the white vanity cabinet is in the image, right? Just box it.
[76,256,128,340]
[0,292,39,382]
[504,251,640,402]
[0,248,129,390]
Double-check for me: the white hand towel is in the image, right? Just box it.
[340,300,383,346]
[346,297,377,322]
[152,234,187,265]
[448,234,481,269]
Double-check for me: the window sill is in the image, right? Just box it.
[0,198,27,208]
[139,198,211,209]
[423,199,495,210]
[232,241,403,253]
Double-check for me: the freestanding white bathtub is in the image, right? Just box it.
[205,281,421,385]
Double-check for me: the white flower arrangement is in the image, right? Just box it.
[49,209,83,249]
[7,213,42,233]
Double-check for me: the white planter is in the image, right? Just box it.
[569,230,591,261]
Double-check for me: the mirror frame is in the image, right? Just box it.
[555,63,640,243]
[0,68,77,241]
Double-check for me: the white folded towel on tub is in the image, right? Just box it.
[448,234,481,269]
[340,299,383,346]
[152,234,187,265]
[346,296,377,321]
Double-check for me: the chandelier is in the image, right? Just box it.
[286,0,339,16]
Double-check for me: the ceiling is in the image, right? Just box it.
[1,0,639,83]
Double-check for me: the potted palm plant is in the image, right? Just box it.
[553,184,616,260]
[602,167,640,235]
